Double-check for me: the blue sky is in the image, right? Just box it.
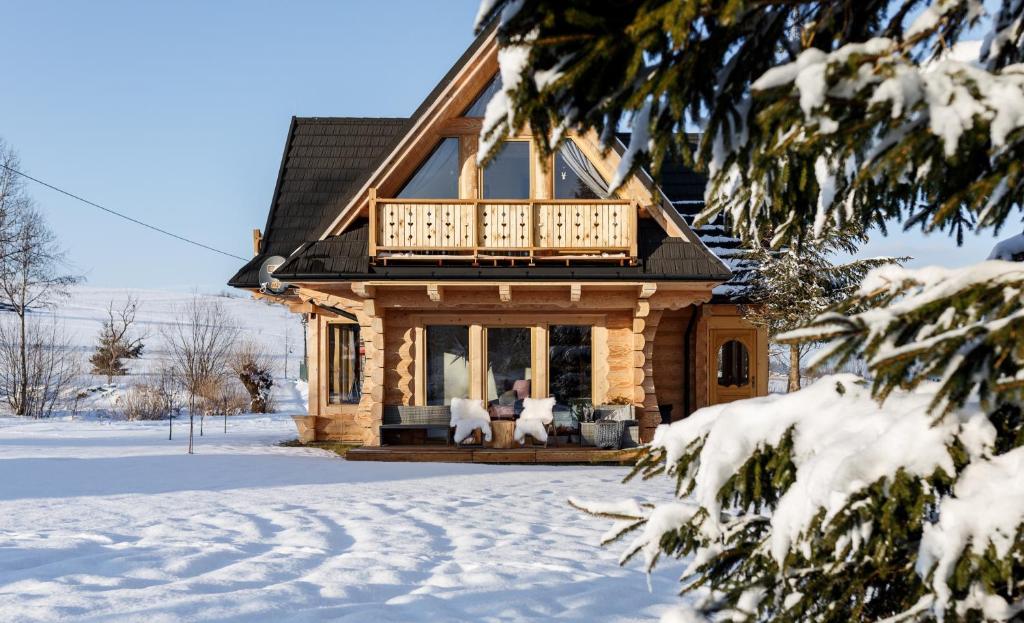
[0,1,1007,291]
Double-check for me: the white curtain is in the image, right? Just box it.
[559,140,610,199]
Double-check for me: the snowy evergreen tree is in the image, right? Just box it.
[742,235,903,391]
[89,296,145,383]
[477,0,1024,619]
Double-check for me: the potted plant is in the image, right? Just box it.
[595,395,635,422]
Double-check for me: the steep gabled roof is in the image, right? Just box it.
[229,117,408,288]
[229,25,741,289]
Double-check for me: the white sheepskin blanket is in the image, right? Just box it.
[514,397,555,444]
[450,398,492,444]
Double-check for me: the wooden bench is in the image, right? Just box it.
[380,405,452,446]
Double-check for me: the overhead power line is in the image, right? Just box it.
[0,163,248,261]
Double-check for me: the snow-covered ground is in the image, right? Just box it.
[0,415,686,622]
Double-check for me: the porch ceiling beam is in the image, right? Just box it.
[570,283,581,303]
[499,284,512,303]
[351,283,375,299]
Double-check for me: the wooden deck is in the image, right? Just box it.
[346,445,642,465]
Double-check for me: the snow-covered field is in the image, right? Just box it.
[0,415,685,622]
[10,285,307,416]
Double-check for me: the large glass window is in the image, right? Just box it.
[548,325,592,412]
[327,324,361,404]
[463,75,501,117]
[486,327,532,406]
[482,141,531,199]
[426,326,470,405]
[397,138,459,199]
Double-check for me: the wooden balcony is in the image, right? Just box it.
[369,189,638,265]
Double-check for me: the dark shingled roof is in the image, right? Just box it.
[228,117,408,287]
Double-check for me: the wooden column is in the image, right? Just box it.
[633,300,663,443]
[459,136,479,199]
[355,298,385,446]
[306,314,320,417]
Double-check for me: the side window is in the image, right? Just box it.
[396,138,459,199]
[327,323,361,404]
[717,340,750,387]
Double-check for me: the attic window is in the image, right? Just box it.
[463,75,501,117]
[396,138,459,199]
[554,141,609,199]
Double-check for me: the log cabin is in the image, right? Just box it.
[227,25,768,449]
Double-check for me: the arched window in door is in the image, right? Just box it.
[717,340,750,387]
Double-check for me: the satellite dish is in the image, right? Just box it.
[258,255,290,294]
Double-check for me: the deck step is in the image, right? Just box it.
[346,446,641,465]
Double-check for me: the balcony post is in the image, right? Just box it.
[528,200,536,262]
[368,187,378,257]
[629,200,639,261]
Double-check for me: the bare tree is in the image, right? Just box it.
[162,296,238,453]
[0,179,79,415]
[229,339,274,413]
[0,140,26,271]
[0,316,80,418]
[89,295,146,383]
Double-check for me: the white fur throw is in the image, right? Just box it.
[514,396,555,444]
[450,398,492,444]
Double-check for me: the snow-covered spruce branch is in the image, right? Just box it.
[779,262,1024,415]
[706,36,1024,247]
[575,377,1022,621]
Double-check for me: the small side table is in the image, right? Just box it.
[490,420,516,449]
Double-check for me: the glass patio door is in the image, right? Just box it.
[484,327,532,415]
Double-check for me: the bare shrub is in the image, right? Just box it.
[229,340,274,413]
[119,385,172,421]
[0,316,81,418]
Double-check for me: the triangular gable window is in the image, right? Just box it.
[462,74,501,117]
[396,138,460,199]
[554,141,609,199]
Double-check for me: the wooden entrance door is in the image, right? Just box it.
[709,329,758,405]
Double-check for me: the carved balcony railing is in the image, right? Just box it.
[369,190,637,265]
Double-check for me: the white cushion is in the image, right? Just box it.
[514,397,555,444]
[450,398,492,444]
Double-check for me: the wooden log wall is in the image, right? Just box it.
[384,309,416,406]
[652,308,694,423]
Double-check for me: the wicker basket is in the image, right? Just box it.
[595,420,624,450]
